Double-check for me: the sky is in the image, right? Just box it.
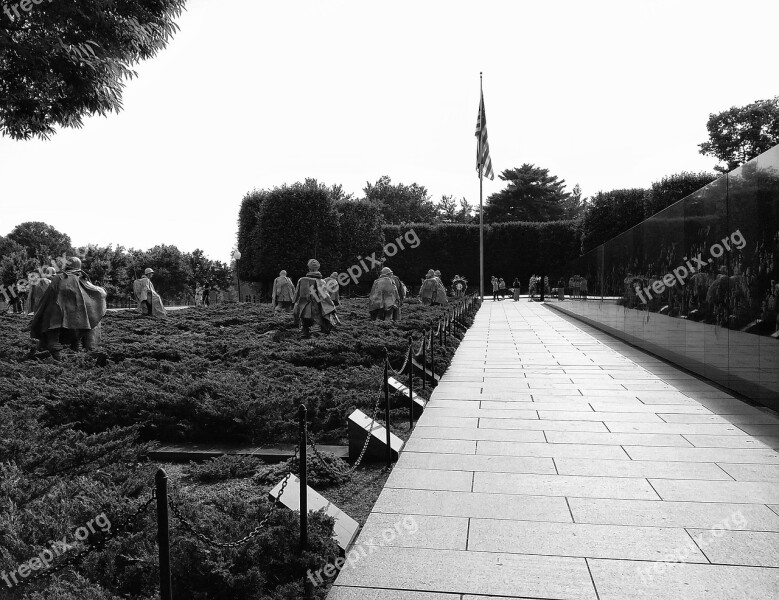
[1,0,778,263]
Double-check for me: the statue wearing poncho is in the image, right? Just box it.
[133,269,166,317]
[293,259,338,337]
[29,258,107,360]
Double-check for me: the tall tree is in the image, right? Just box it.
[7,222,72,263]
[335,199,384,271]
[484,164,572,223]
[457,198,476,224]
[560,183,586,220]
[699,97,779,173]
[580,188,646,253]
[643,171,717,217]
[363,175,437,224]
[436,195,458,222]
[0,1,185,140]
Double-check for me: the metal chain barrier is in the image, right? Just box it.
[10,491,157,590]
[306,374,384,476]
[167,471,292,549]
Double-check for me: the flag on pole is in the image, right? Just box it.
[475,90,494,180]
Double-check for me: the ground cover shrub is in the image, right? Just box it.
[184,455,266,483]
[0,299,462,445]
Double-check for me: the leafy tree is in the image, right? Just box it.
[560,183,586,220]
[77,244,132,299]
[484,164,572,222]
[436,195,458,222]
[0,234,23,258]
[699,96,779,172]
[580,188,646,253]
[128,244,192,299]
[457,198,476,224]
[241,180,341,283]
[188,249,231,289]
[364,175,437,224]
[7,221,72,263]
[643,171,717,217]
[0,247,38,292]
[0,1,186,140]
[335,199,384,272]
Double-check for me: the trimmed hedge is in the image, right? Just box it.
[382,221,580,290]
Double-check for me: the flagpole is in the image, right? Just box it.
[479,72,484,303]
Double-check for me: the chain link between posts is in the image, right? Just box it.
[10,491,157,589]
[168,469,293,549]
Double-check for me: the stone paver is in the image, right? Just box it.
[328,301,779,599]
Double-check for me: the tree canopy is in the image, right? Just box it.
[580,188,646,253]
[643,171,717,217]
[7,221,72,263]
[699,96,779,173]
[484,164,573,222]
[0,0,185,140]
[363,175,437,224]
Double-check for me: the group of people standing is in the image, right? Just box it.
[491,276,527,301]
[271,260,452,336]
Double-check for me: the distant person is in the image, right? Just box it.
[293,259,338,338]
[431,270,448,305]
[324,271,341,307]
[420,270,437,306]
[498,277,507,298]
[390,270,406,321]
[29,257,107,361]
[491,276,500,301]
[133,268,166,317]
[195,285,204,307]
[512,277,521,301]
[272,270,295,312]
[369,267,401,321]
[26,273,52,314]
[202,284,211,306]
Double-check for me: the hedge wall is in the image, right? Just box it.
[382,221,580,291]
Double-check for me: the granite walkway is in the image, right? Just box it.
[327,300,779,599]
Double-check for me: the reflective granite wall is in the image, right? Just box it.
[549,145,779,409]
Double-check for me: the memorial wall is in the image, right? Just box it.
[549,144,779,410]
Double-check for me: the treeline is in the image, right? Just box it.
[0,222,231,302]
[237,171,720,292]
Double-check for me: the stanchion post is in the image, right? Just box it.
[420,328,427,390]
[155,469,172,600]
[429,321,435,387]
[299,404,308,552]
[408,336,414,431]
[299,404,313,598]
[384,352,392,468]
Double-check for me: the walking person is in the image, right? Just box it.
[512,277,521,301]
[293,259,338,338]
[498,277,507,299]
[272,270,295,312]
[491,276,500,301]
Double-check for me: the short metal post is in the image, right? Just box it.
[420,328,427,390]
[384,353,392,468]
[299,404,313,598]
[155,469,172,600]
[429,321,435,387]
[299,405,308,551]
[147,291,153,316]
[408,337,414,430]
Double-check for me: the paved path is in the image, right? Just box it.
[328,300,779,600]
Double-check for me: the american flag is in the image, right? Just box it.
[475,90,494,180]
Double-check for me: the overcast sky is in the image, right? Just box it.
[1,0,777,263]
